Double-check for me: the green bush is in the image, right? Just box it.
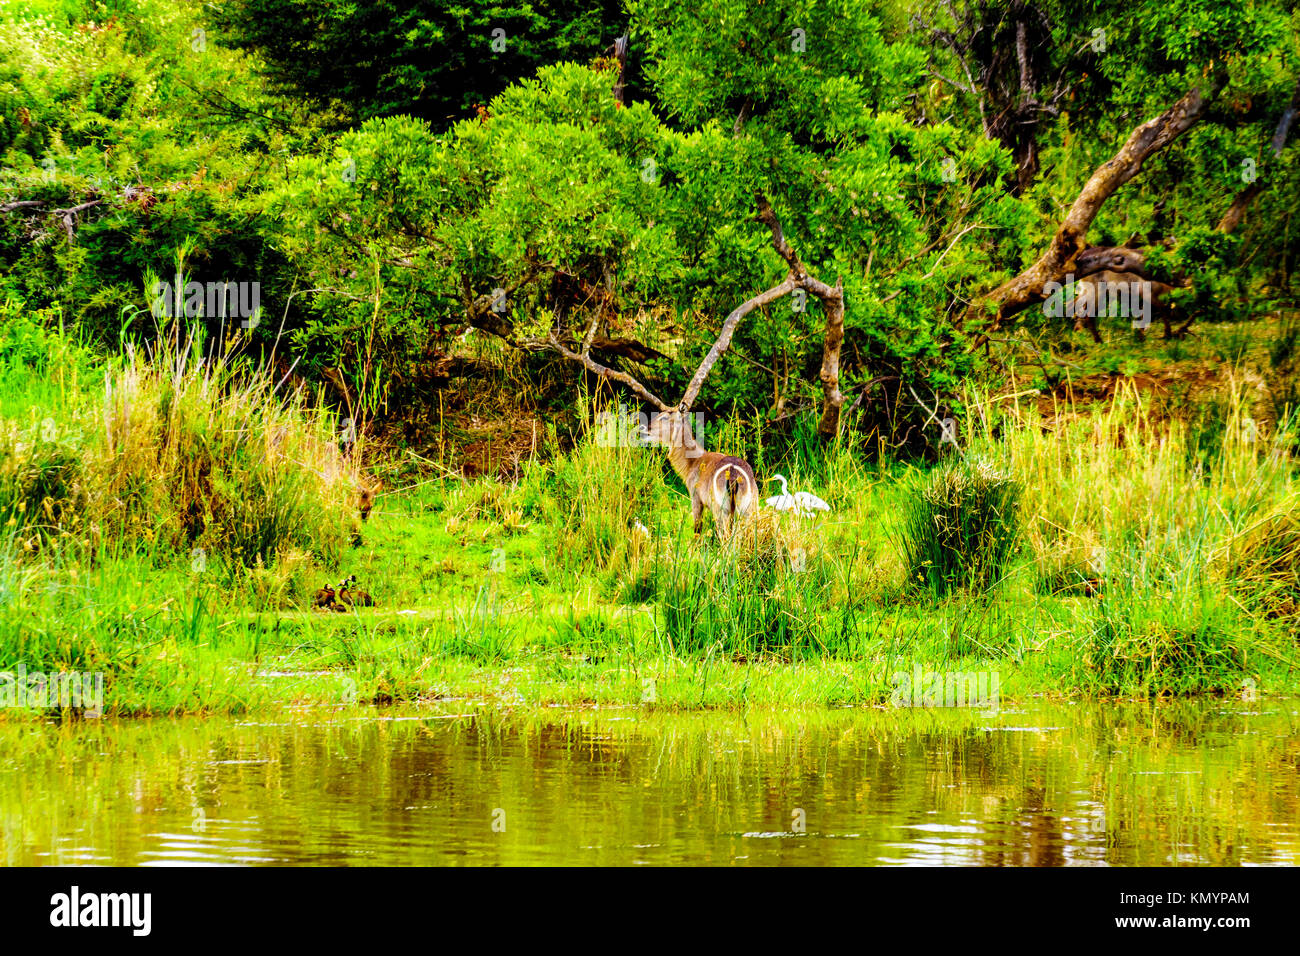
[901,458,1021,597]
[651,514,862,659]
[1088,576,1250,696]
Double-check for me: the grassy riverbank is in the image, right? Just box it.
[2,317,1298,719]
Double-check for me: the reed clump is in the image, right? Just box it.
[900,457,1022,597]
[530,400,673,577]
[0,325,361,579]
[647,510,859,660]
[1222,504,1300,634]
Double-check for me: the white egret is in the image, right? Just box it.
[763,474,831,517]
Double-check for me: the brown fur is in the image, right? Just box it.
[358,479,381,521]
[643,410,757,536]
[1066,270,1185,341]
[352,479,382,547]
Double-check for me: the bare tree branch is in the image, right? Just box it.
[753,194,805,277]
[52,200,102,241]
[494,195,846,432]
[679,276,797,410]
[546,328,670,410]
[2,198,104,240]
[610,33,629,105]
[750,193,849,434]
[962,78,1222,347]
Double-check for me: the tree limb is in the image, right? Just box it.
[813,274,846,435]
[962,77,1222,347]
[753,194,805,277]
[2,198,104,240]
[546,328,669,410]
[679,277,797,410]
[511,195,845,430]
[1218,78,1300,233]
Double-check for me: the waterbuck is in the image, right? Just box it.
[642,409,757,537]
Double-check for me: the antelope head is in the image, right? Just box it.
[640,408,703,457]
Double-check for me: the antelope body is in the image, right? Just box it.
[1064,270,1182,341]
[643,410,757,536]
[352,478,382,547]
[358,480,380,521]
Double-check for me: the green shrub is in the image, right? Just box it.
[651,514,862,659]
[901,458,1021,597]
[1088,576,1250,695]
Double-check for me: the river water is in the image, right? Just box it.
[2,700,1296,865]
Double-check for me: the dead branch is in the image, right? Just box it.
[754,194,805,277]
[501,195,845,432]
[880,222,991,304]
[2,197,104,240]
[962,77,1222,348]
[679,276,797,410]
[51,200,103,241]
[606,34,630,105]
[546,327,670,410]
[751,193,848,434]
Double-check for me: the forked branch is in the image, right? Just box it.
[539,194,847,435]
[546,318,670,410]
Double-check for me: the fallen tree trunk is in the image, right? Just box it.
[962,77,1222,347]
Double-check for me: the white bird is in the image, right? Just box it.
[763,474,831,517]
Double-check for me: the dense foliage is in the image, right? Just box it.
[2,0,1298,454]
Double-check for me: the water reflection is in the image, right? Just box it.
[0,701,1296,866]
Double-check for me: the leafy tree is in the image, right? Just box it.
[210,0,628,127]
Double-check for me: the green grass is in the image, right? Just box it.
[1,321,1299,718]
[900,456,1022,597]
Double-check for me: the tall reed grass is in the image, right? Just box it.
[0,320,361,575]
[650,509,864,659]
[900,457,1022,596]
